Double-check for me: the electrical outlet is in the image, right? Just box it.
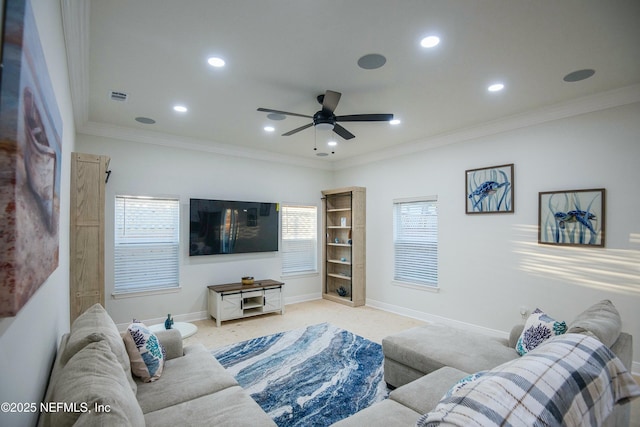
[519,306,529,320]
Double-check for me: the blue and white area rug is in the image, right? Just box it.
[211,323,388,426]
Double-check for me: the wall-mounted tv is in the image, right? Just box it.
[189,199,279,256]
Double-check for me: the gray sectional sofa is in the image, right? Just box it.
[38,304,275,427]
[334,300,638,426]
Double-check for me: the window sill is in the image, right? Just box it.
[281,271,319,279]
[112,286,182,299]
[392,280,440,293]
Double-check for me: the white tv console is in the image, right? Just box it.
[207,279,284,327]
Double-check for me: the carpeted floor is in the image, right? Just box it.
[211,323,388,426]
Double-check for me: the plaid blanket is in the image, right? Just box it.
[417,333,640,427]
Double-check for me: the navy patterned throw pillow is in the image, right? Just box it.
[516,308,567,356]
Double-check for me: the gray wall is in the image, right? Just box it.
[334,102,640,372]
[0,0,75,425]
[77,134,333,325]
[0,3,638,425]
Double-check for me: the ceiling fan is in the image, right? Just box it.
[257,90,394,140]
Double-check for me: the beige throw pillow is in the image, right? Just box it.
[50,340,145,427]
[61,303,137,393]
[567,299,622,347]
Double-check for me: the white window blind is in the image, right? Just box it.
[393,197,438,287]
[281,204,317,275]
[114,196,180,293]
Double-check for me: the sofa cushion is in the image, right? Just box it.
[442,371,486,398]
[154,328,184,360]
[143,385,277,426]
[61,303,137,393]
[417,334,640,427]
[123,321,165,382]
[516,308,566,355]
[567,299,622,347]
[508,323,524,348]
[50,340,145,427]
[382,323,518,379]
[329,398,422,427]
[389,366,468,415]
[135,345,238,413]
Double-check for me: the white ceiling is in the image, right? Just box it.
[63,0,640,167]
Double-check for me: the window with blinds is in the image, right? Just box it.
[393,196,438,287]
[281,204,318,275]
[114,196,180,294]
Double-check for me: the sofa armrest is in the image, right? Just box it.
[508,324,524,349]
[610,332,632,371]
[154,329,183,360]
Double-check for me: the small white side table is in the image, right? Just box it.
[149,321,198,339]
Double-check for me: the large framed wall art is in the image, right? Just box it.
[465,163,514,214]
[0,0,63,317]
[538,188,605,247]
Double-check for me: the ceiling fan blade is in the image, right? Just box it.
[257,108,313,119]
[321,90,341,114]
[336,113,394,122]
[282,122,314,136]
[333,124,355,140]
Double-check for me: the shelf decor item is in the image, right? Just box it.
[321,187,365,307]
[538,188,605,247]
[465,163,514,214]
[164,314,174,330]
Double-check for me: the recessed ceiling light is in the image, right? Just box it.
[328,140,337,147]
[420,36,440,48]
[487,83,505,92]
[207,57,226,67]
[173,105,188,112]
[316,152,329,157]
[563,69,595,82]
[264,126,275,132]
[390,119,401,125]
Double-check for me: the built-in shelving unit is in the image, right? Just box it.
[321,187,365,307]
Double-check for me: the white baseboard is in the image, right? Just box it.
[366,298,509,339]
[367,298,640,375]
[284,293,322,306]
[116,310,209,331]
[114,297,640,376]
[114,294,324,331]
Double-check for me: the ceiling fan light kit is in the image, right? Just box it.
[257,89,394,149]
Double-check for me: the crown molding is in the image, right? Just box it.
[333,84,640,170]
[61,0,331,171]
[61,0,90,128]
[62,0,638,173]
[78,121,333,171]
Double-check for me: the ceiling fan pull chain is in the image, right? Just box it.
[313,127,317,151]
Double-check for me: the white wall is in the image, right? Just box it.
[77,134,333,325]
[334,102,640,370]
[0,0,75,425]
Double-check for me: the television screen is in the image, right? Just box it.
[189,199,279,256]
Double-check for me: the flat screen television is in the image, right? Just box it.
[189,199,279,256]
